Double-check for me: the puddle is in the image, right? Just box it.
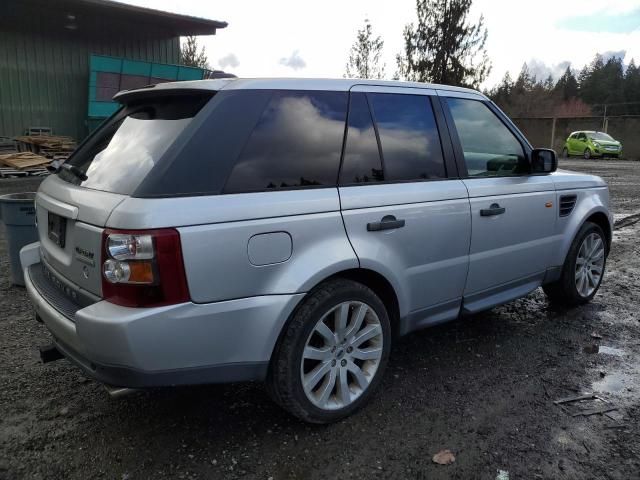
[583,345,625,356]
[598,346,625,356]
[592,372,634,394]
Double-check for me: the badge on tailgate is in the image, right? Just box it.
[47,212,67,248]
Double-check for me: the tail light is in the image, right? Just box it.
[101,228,190,307]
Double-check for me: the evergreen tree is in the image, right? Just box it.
[345,19,386,79]
[396,0,491,88]
[554,66,579,101]
[181,36,209,69]
[623,59,640,114]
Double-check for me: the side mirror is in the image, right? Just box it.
[530,148,557,173]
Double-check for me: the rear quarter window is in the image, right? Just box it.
[223,91,348,193]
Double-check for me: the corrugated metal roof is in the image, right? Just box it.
[2,0,228,36]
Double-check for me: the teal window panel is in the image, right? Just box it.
[89,101,119,118]
[89,71,98,87]
[177,66,204,80]
[88,85,97,102]
[122,60,152,76]
[90,55,123,73]
[151,63,179,79]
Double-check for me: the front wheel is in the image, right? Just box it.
[267,279,391,423]
[543,221,607,307]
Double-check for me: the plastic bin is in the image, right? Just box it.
[0,192,38,286]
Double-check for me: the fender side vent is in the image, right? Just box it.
[559,195,577,217]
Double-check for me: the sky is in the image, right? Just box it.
[122,0,640,88]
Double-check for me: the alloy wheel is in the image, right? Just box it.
[575,232,605,297]
[300,301,383,410]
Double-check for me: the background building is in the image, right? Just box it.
[0,0,226,140]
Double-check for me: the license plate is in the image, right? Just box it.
[47,212,67,248]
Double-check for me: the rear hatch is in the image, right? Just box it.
[35,92,213,298]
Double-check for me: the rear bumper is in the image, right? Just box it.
[23,246,304,387]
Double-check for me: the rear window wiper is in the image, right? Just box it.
[47,161,88,181]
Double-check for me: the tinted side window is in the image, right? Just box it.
[223,91,348,193]
[577,133,586,140]
[368,93,446,181]
[447,98,526,177]
[340,93,384,184]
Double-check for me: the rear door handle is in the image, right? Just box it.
[480,203,506,216]
[367,215,406,231]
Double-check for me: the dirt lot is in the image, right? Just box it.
[1,160,639,480]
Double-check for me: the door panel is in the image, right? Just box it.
[340,182,471,316]
[463,176,557,294]
[440,96,558,299]
[339,87,471,326]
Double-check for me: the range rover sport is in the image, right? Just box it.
[21,78,612,423]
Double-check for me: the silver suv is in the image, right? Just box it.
[21,78,612,423]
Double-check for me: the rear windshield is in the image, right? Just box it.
[59,94,211,194]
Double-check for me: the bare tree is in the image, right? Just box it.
[345,19,385,79]
[397,0,490,88]
[181,36,209,69]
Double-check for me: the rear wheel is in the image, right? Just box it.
[562,147,569,158]
[584,148,592,159]
[267,279,391,423]
[543,222,607,307]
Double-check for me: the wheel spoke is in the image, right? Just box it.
[591,248,605,262]
[314,321,336,346]
[587,270,596,288]
[577,272,586,295]
[336,303,349,335]
[303,361,332,393]
[316,368,337,406]
[351,324,382,347]
[576,257,586,266]
[352,346,383,361]
[347,361,369,389]
[344,304,367,341]
[337,367,350,406]
[589,237,602,258]
[303,345,332,361]
[590,264,603,275]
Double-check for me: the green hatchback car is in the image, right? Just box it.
[562,131,622,159]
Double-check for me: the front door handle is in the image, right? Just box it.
[367,215,406,231]
[480,203,506,216]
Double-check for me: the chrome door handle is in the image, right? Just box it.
[480,203,506,216]
[367,215,406,231]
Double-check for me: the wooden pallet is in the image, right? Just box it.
[0,152,50,169]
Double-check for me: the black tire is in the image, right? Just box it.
[562,147,569,158]
[543,221,608,307]
[584,148,592,159]
[267,278,391,423]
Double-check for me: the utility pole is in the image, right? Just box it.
[602,104,608,132]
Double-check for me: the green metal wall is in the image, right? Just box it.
[0,26,180,141]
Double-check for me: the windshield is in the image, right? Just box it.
[59,93,211,194]
[588,132,614,141]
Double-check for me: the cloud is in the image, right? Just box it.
[600,50,626,63]
[525,59,572,81]
[556,7,640,33]
[218,53,240,69]
[279,50,306,70]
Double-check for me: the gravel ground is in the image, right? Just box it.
[1,160,639,480]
